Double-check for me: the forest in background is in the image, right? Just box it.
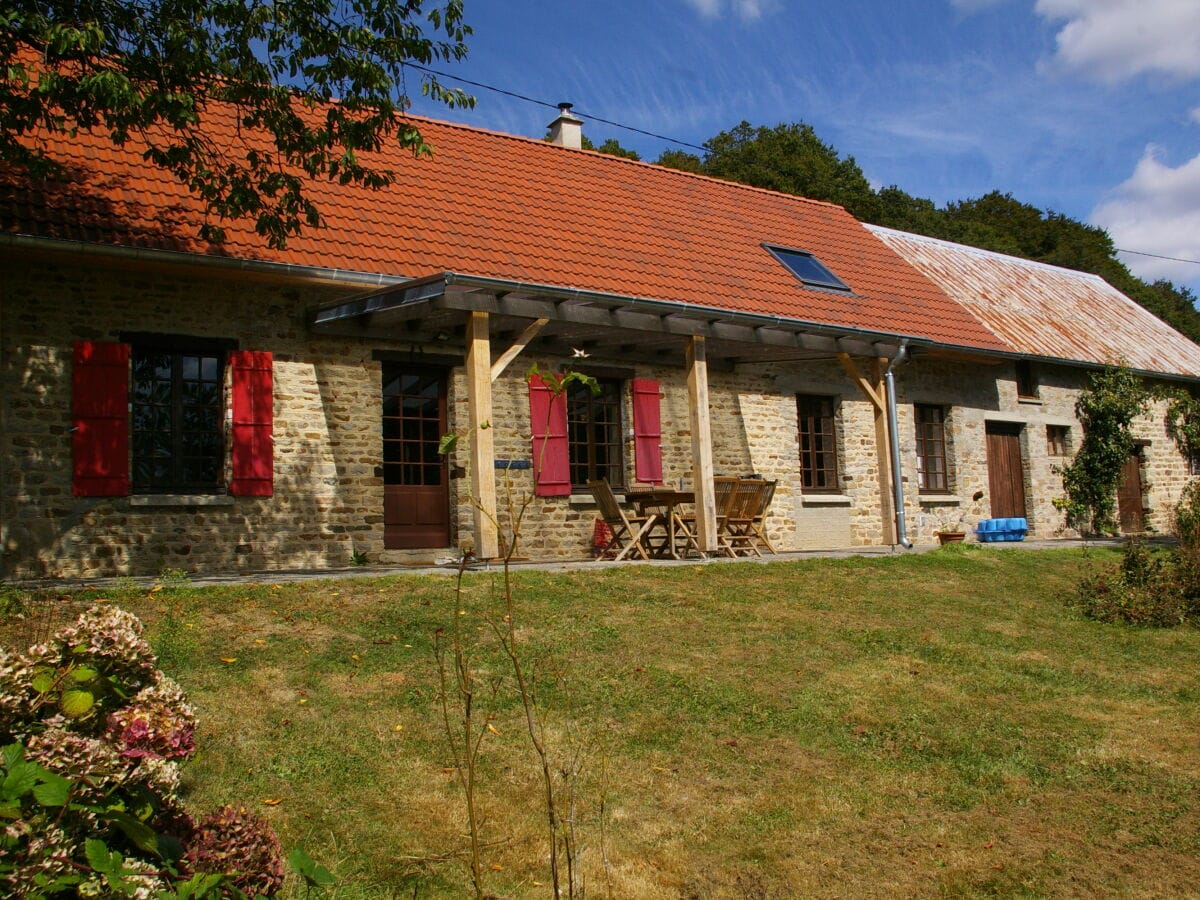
[578,124,1200,344]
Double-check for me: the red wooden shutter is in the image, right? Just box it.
[631,378,663,484]
[529,374,570,497]
[230,350,273,496]
[72,341,130,497]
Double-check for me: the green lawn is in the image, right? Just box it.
[17,546,1200,897]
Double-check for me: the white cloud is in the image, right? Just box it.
[1036,0,1200,82]
[1092,146,1200,285]
[680,0,768,21]
[1191,106,1200,124]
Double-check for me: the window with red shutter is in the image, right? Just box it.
[631,379,663,484]
[73,341,131,497]
[529,374,571,496]
[229,350,274,496]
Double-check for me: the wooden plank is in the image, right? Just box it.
[490,317,549,382]
[495,293,560,319]
[687,336,719,553]
[873,358,897,545]
[837,353,884,411]
[465,311,499,559]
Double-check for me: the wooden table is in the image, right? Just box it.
[627,488,699,559]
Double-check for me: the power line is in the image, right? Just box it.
[1116,248,1200,267]
[408,63,1200,269]
[404,63,710,155]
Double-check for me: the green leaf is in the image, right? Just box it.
[32,772,71,807]
[2,743,24,771]
[30,671,56,694]
[2,761,40,801]
[102,809,161,857]
[59,689,95,717]
[171,872,227,898]
[85,838,119,876]
[70,665,99,683]
[288,847,335,886]
[437,433,459,456]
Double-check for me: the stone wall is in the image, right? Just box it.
[3,254,1196,579]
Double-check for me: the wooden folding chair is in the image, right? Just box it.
[748,479,777,554]
[710,477,740,558]
[720,479,763,558]
[588,479,660,561]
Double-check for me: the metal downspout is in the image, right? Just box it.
[885,342,913,549]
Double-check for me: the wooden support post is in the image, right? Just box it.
[873,357,897,545]
[687,336,718,553]
[465,311,499,559]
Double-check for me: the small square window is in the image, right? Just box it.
[765,244,851,292]
[1047,425,1070,457]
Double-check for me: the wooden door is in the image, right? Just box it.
[1118,451,1145,533]
[382,366,450,549]
[986,422,1027,519]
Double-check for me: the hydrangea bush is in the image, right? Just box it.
[0,604,286,897]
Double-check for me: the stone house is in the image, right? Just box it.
[3,105,1199,579]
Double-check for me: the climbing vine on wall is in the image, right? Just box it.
[1163,389,1200,460]
[1055,366,1148,534]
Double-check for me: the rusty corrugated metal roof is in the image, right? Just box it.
[868,225,1200,379]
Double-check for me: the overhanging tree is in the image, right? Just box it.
[0,0,472,247]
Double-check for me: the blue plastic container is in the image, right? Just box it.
[975,517,1027,542]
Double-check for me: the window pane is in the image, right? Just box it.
[915,405,948,492]
[131,348,225,492]
[567,378,623,488]
[797,395,838,491]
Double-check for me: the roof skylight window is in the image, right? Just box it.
[766,244,851,292]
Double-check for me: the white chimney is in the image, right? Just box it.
[547,102,583,149]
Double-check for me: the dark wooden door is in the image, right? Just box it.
[986,422,1027,519]
[382,366,450,549]
[1118,451,1145,533]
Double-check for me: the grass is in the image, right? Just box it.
[9,545,1200,897]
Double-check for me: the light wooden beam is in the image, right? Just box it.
[687,336,719,553]
[490,317,549,382]
[837,352,885,411]
[465,311,499,559]
[873,357,897,545]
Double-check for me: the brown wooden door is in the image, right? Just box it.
[1118,451,1145,533]
[986,422,1027,519]
[382,366,450,549]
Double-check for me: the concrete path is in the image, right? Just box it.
[5,536,1134,591]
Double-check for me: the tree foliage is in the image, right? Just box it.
[0,0,472,247]
[581,134,640,160]
[1055,367,1148,534]
[686,121,881,221]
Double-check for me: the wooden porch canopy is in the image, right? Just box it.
[312,272,916,558]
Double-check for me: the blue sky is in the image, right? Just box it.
[406,0,1200,294]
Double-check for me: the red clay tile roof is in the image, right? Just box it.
[3,108,1008,350]
[869,226,1200,378]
